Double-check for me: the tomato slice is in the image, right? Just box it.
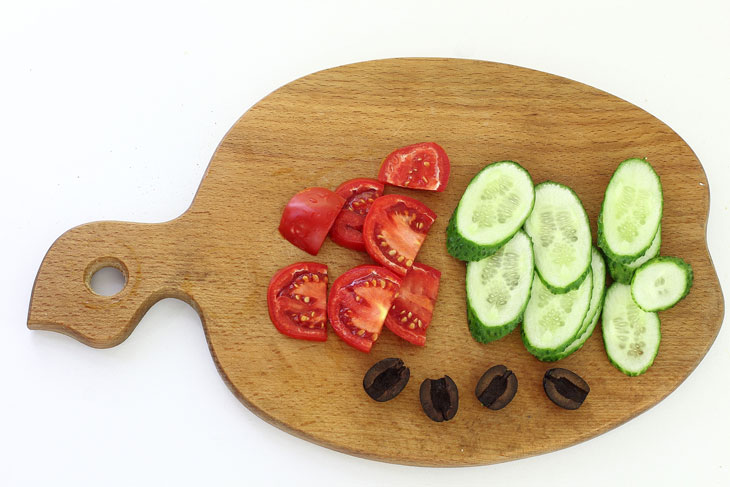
[279,187,345,255]
[383,263,441,346]
[329,178,385,251]
[363,194,437,276]
[378,142,450,192]
[267,262,328,341]
[328,265,401,353]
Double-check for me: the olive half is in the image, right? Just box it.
[543,368,590,410]
[475,365,518,410]
[419,375,459,422]
[363,358,410,402]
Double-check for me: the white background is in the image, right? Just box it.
[2,1,729,485]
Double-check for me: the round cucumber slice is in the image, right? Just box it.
[602,283,661,376]
[631,256,693,312]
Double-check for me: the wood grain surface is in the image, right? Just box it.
[27,58,724,466]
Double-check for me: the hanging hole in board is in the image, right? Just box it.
[84,257,128,296]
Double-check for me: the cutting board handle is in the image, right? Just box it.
[27,219,198,348]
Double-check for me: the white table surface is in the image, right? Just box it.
[2,1,728,485]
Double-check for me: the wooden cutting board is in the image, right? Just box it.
[28,58,724,466]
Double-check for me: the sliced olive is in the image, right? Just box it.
[363,358,410,402]
[543,368,590,410]
[419,375,459,422]
[475,365,518,410]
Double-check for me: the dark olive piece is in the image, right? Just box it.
[363,358,410,402]
[543,368,590,410]
[475,365,518,410]
[419,375,459,422]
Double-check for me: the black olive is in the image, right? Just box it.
[419,375,459,422]
[475,365,518,410]
[363,358,410,402]
[543,368,590,410]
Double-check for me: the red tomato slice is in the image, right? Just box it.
[328,265,401,353]
[267,262,328,341]
[383,263,441,346]
[378,142,450,192]
[279,187,345,255]
[329,178,385,251]
[362,194,437,276]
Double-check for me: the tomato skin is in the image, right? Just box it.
[267,262,328,341]
[363,194,437,276]
[383,263,441,346]
[329,178,384,251]
[378,142,450,192]
[279,187,345,255]
[328,265,401,353]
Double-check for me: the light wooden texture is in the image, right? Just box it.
[28,58,724,466]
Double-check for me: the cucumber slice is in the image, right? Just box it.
[631,257,693,312]
[542,247,606,362]
[598,158,663,264]
[466,230,534,343]
[521,265,593,360]
[607,259,636,286]
[447,161,535,261]
[523,181,592,293]
[607,225,661,284]
[602,282,661,376]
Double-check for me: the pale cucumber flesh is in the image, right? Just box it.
[466,230,534,343]
[521,265,593,359]
[524,181,592,293]
[602,283,661,376]
[447,161,535,261]
[599,158,663,263]
[631,256,693,312]
[607,225,661,284]
[543,247,606,362]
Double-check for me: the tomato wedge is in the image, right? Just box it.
[383,263,441,346]
[378,142,450,192]
[279,187,345,255]
[363,194,437,276]
[328,265,401,352]
[329,178,385,251]
[267,262,328,341]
